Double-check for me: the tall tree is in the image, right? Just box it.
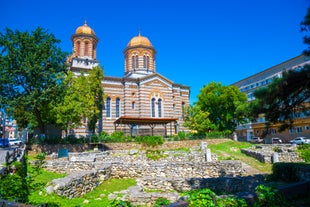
[196,82,248,134]
[183,105,214,134]
[84,66,104,135]
[0,27,68,136]
[52,66,104,137]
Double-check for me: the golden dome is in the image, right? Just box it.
[75,21,95,35]
[127,33,152,47]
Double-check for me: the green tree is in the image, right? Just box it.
[0,27,68,136]
[84,66,104,135]
[183,105,214,134]
[51,71,85,137]
[52,66,104,137]
[196,82,248,134]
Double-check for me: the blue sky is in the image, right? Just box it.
[0,0,309,104]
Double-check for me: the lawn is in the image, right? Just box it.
[208,140,272,174]
[28,172,136,207]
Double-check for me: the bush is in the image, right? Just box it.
[298,144,310,162]
[205,131,229,138]
[185,188,217,207]
[154,197,171,206]
[135,135,164,147]
[109,199,133,207]
[253,185,286,207]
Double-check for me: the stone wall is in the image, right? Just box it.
[241,144,304,164]
[46,170,103,198]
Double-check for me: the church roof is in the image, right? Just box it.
[75,21,96,35]
[127,33,153,48]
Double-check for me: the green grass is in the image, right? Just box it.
[208,140,272,174]
[29,167,136,207]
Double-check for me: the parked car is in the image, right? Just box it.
[250,137,263,143]
[271,137,282,144]
[290,137,310,145]
[264,137,282,144]
[0,138,9,148]
[8,138,22,146]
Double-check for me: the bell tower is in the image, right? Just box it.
[123,32,156,78]
[69,21,99,74]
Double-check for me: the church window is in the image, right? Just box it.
[106,97,111,118]
[116,97,120,118]
[84,41,89,56]
[132,56,135,69]
[158,98,162,117]
[151,98,156,117]
[147,56,150,68]
[182,102,185,120]
[143,55,146,68]
[136,55,139,68]
[76,41,80,56]
[132,101,135,109]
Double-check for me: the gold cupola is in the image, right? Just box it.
[71,21,98,60]
[75,21,96,35]
[124,32,156,77]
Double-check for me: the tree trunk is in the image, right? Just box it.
[33,107,46,137]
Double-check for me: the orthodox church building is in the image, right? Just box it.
[68,22,190,137]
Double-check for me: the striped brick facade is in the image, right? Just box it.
[68,23,190,137]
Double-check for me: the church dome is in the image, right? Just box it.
[75,21,95,35]
[127,33,153,47]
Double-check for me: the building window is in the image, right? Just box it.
[158,98,162,117]
[106,97,111,118]
[182,102,185,119]
[143,55,146,68]
[116,97,120,118]
[296,126,303,133]
[289,128,295,134]
[76,41,80,56]
[305,126,310,130]
[84,41,89,56]
[132,56,135,69]
[151,98,156,117]
[136,55,139,68]
[132,101,135,109]
[147,56,150,68]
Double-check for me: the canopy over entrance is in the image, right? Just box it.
[114,116,178,136]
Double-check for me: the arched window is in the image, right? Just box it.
[147,56,150,69]
[116,97,120,118]
[132,101,135,109]
[158,98,162,117]
[143,55,147,68]
[84,41,89,56]
[132,56,135,69]
[106,97,111,118]
[76,41,80,56]
[182,102,185,119]
[151,98,156,117]
[136,55,139,68]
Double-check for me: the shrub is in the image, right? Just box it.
[110,131,125,142]
[185,188,217,207]
[253,185,286,207]
[154,197,171,206]
[135,135,164,147]
[298,144,310,162]
[109,199,133,207]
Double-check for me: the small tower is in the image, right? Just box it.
[69,21,99,74]
[123,32,156,78]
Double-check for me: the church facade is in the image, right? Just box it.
[68,22,190,137]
